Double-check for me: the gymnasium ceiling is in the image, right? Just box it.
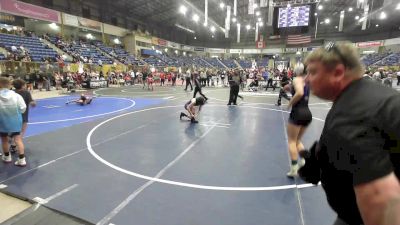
[20,0,400,47]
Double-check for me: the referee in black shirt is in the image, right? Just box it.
[275,72,291,106]
[304,42,400,225]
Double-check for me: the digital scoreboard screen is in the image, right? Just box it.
[278,5,310,28]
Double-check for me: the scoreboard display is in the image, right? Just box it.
[278,5,310,28]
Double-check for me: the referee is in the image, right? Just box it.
[227,70,241,105]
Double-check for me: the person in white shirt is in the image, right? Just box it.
[0,77,27,166]
[130,71,136,85]
[184,70,193,91]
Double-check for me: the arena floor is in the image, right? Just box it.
[1,84,340,225]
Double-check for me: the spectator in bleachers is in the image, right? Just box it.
[11,45,17,53]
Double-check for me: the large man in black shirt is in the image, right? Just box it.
[305,43,400,225]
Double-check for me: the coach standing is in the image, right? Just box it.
[227,70,240,105]
[304,43,400,225]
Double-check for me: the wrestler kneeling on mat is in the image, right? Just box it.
[180,96,206,123]
[66,94,94,106]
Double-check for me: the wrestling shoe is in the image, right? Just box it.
[14,157,26,167]
[180,113,185,120]
[286,164,299,178]
[2,154,12,163]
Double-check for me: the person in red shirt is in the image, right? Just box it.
[167,73,172,85]
[160,72,166,86]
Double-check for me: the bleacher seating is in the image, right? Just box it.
[221,59,237,68]
[68,42,113,65]
[143,56,166,67]
[0,33,58,62]
[361,52,391,66]
[193,57,211,67]
[256,58,269,67]
[95,42,143,65]
[204,58,225,68]
[155,54,179,67]
[374,53,400,66]
[46,36,113,64]
[238,59,252,69]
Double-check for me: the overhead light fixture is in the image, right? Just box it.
[355,15,360,20]
[113,38,121,44]
[257,18,262,22]
[175,24,195,33]
[324,18,330,24]
[376,24,379,27]
[86,33,94,39]
[379,11,387,20]
[194,36,197,39]
[315,13,318,16]
[212,35,215,38]
[256,11,260,16]
[246,24,251,30]
[318,5,323,10]
[49,23,58,30]
[210,26,216,32]
[232,17,237,22]
[254,3,258,9]
[179,5,187,15]
[192,14,199,22]
[348,7,353,12]
[220,2,225,9]
[335,26,338,28]
[259,22,264,27]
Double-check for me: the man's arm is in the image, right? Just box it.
[355,173,400,225]
[16,95,26,114]
[378,95,400,137]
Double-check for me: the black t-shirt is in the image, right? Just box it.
[15,90,33,116]
[319,78,400,224]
